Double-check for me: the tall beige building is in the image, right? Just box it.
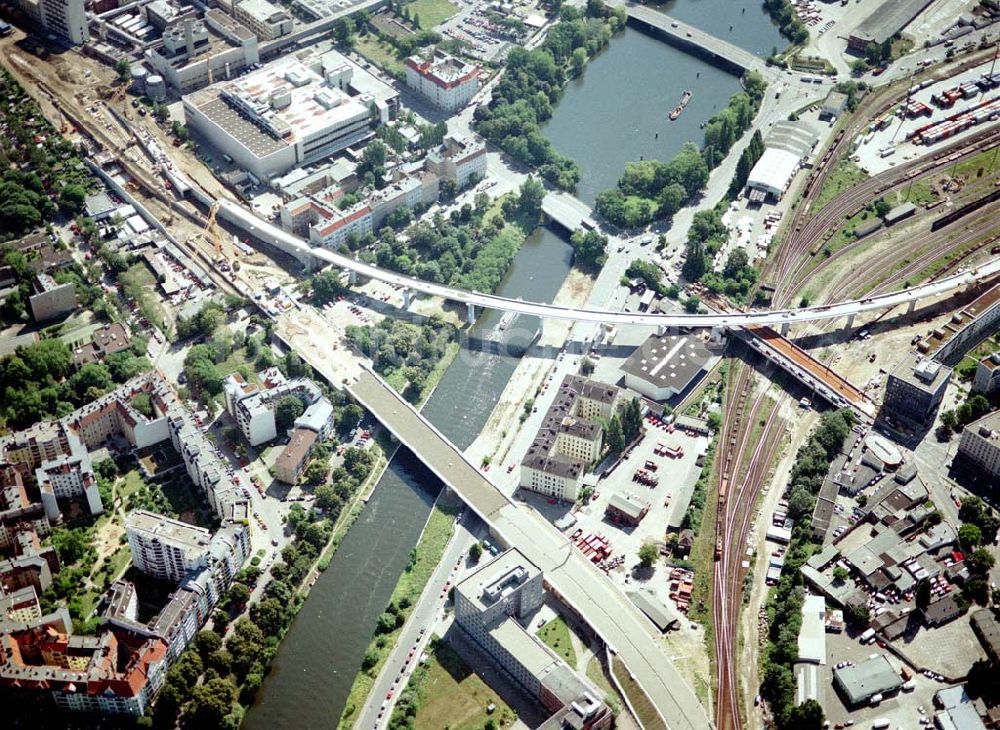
[958,411,1000,482]
[40,0,88,44]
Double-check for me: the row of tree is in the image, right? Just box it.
[474,3,626,191]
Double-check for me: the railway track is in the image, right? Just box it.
[712,357,787,730]
[773,126,1000,306]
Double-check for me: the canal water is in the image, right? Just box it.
[244,5,786,727]
[243,227,572,729]
[543,1,785,205]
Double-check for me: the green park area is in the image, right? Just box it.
[405,0,459,29]
[537,615,577,667]
[389,639,515,730]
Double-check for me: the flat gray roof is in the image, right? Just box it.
[193,96,287,158]
[889,352,952,393]
[621,334,712,391]
[851,0,935,45]
[833,654,902,704]
[455,547,539,613]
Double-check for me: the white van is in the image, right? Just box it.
[870,693,884,706]
[872,720,890,729]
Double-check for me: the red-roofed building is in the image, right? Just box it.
[405,50,480,111]
[309,203,373,248]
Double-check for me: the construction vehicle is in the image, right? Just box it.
[203,201,240,272]
[108,83,132,121]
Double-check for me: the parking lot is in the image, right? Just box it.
[821,633,949,730]
[437,0,543,61]
[523,415,709,612]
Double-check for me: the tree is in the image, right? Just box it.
[959,523,983,549]
[784,699,824,730]
[58,184,87,215]
[226,583,250,610]
[569,229,607,269]
[638,541,658,569]
[186,677,236,727]
[275,395,305,432]
[315,484,342,512]
[916,580,932,610]
[621,397,643,443]
[571,47,587,75]
[115,58,132,82]
[312,270,347,304]
[872,197,891,219]
[357,140,386,185]
[833,566,849,583]
[194,630,222,660]
[966,548,996,575]
[338,403,365,431]
[604,414,625,454]
[333,16,356,47]
[844,602,870,627]
[250,597,287,636]
[517,176,546,221]
[469,542,483,564]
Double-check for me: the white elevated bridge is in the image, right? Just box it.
[218,199,1000,328]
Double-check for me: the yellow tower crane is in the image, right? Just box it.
[203,202,240,272]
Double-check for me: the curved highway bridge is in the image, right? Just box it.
[219,199,1000,328]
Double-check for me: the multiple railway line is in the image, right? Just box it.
[712,359,787,730]
[712,61,1000,730]
[774,124,1000,306]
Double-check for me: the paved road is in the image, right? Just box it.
[625,3,774,79]
[344,367,711,730]
[355,511,479,729]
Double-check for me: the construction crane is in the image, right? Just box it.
[203,202,239,272]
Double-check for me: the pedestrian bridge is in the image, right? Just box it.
[625,3,772,78]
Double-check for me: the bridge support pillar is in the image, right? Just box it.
[907,299,916,315]
[402,288,413,309]
[466,302,476,324]
[348,269,357,286]
[846,312,857,330]
[780,321,790,336]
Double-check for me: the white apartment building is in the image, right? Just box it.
[125,510,211,583]
[184,52,375,180]
[221,373,332,446]
[958,411,1000,482]
[454,549,544,636]
[233,0,292,40]
[309,203,374,249]
[35,436,102,521]
[405,50,480,111]
[426,134,487,189]
[40,0,88,44]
